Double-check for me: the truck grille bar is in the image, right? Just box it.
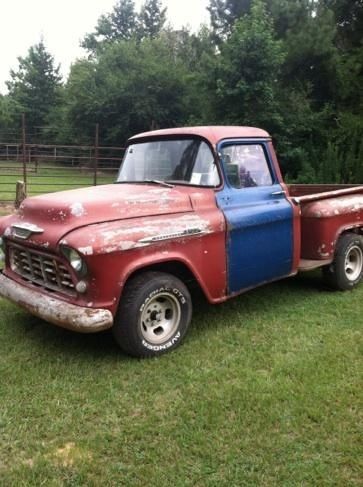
[8,243,76,296]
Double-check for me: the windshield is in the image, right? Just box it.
[117,138,220,187]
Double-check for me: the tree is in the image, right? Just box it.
[208,0,253,41]
[64,38,193,144]
[323,0,363,48]
[138,0,167,39]
[6,40,62,131]
[212,0,285,130]
[158,25,218,124]
[279,2,339,107]
[0,95,17,134]
[82,0,137,52]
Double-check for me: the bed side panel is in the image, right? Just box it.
[300,194,363,259]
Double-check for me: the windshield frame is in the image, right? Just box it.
[116,135,223,189]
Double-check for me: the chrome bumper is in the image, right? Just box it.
[0,273,113,333]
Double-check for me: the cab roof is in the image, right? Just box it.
[129,126,270,146]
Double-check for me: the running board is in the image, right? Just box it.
[298,258,332,272]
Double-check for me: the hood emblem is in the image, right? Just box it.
[11,223,44,240]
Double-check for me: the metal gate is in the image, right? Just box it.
[0,119,125,206]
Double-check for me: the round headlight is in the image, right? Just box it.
[61,245,87,276]
[68,249,83,272]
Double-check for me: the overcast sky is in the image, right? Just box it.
[0,0,210,94]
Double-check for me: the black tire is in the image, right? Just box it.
[322,233,363,291]
[113,271,192,358]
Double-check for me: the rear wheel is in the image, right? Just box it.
[113,271,192,357]
[322,233,363,290]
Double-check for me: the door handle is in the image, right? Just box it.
[271,190,286,196]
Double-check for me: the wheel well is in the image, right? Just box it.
[340,227,363,239]
[339,227,363,237]
[331,228,363,255]
[125,261,206,300]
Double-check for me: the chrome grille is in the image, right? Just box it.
[9,244,76,296]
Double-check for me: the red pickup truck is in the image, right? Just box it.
[0,126,362,357]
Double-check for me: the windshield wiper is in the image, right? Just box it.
[142,179,175,188]
[115,179,174,188]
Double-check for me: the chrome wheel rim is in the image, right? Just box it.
[140,292,181,344]
[344,245,363,281]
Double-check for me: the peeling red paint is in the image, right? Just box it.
[294,187,363,260]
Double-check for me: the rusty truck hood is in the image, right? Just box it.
[1,184,198,249]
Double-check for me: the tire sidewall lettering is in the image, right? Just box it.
[173,288,186,304]
[139,286,186,313]
[141,331,181,351]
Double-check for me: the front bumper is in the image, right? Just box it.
[0,273,114,333]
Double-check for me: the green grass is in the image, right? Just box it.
[0,161,116,202]
[0,272,362,485]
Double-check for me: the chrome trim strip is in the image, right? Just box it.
[139,227,205,244]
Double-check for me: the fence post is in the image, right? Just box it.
[15,181,26,208]
[35,146,38,173]
[21,114,27,195]
[94,123,99,186]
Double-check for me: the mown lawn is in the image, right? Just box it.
[0,271,362,486]
[0,162,116,202]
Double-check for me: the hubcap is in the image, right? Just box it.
[140,292,181,344]
[344,245,363,281]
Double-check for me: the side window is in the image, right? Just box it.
[190,141,220,186]
[221,144,273,189]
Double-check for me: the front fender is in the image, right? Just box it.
[61,211,227,312]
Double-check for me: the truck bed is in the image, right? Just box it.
[287,184,363,268]
[288,184,363,201]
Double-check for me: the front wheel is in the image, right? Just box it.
[113,271,192,357]
[322,233,363,291]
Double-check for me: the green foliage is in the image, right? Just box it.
[81,0,138,52]
[281,5,338,107]
[212,0,285,131]
[138,0,167,39]
[0,95,17,131]
[324,0,363,48]
[81,0,168,52]
[65,38,192,144]
[208,0,253,41]
[6,41,62,132]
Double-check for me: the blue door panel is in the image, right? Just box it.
[224,192,293,292]
[216,140,294,295]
